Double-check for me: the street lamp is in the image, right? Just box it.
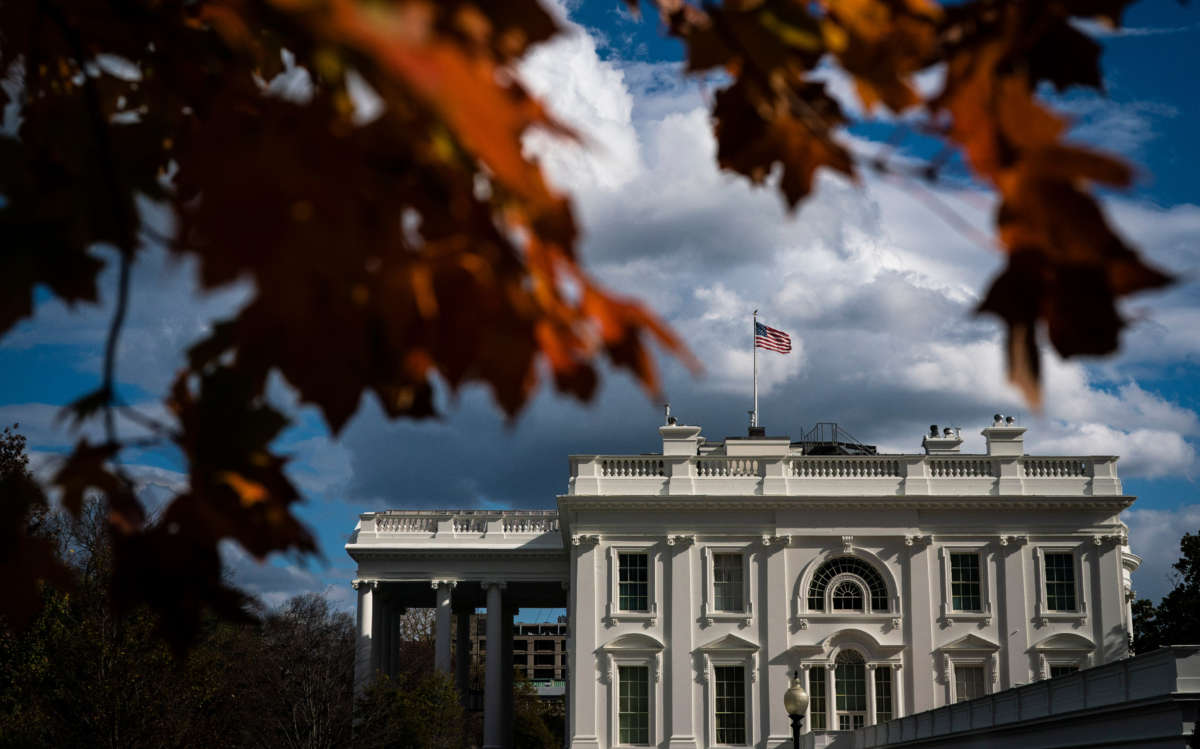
[783,670,809,749]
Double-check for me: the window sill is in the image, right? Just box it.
[794,613,901,630]
[1035,611,1086,626]
[703,611,751,625]
[940,611,992,625]
[606,611,658,626]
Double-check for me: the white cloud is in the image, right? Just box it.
[516,12,1200,480]
[1123,503,1200,602]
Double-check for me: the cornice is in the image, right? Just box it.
[556,494,1134,512]
[347,546,567,561]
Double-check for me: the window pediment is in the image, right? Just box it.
[1031,632,1094,653]
[602,632,665,653]
[696,633,759,653]
[937,633,1000,653]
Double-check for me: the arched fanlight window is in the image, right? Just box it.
[831,580,864,611]
[808,557,889,612]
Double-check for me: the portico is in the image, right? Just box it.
[347,510,567,749]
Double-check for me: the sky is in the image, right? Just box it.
[4,0,1199,614]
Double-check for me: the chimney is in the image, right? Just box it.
[660,423,703,456]
[982,413,1025,456]
[922,424,963,455]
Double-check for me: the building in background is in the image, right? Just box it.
[347,415,1139,749]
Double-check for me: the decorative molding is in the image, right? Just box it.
[667,534,695,547]
[557,496,1134,513]
[796,618,809,630]
[760,534,792,547]
[430,579,457,589]
[481,580,507,590]
[351,579,377,591]
[842,535,854,554]
[891,616,902,629]
[572,533,601,547]
[904,534,931,547]
[998,534,1028,547]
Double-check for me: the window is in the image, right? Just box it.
[874,666,893,723]
[619,553,649,612]
[808,667,827,731]
[835,651,867,730]
[535,640,555,651]
[714,666,747,744]
[618,665,650,745]
[950,553,981,611]
[808,557,888,612]
[1050,664,1079,678]
[514,639,527,651]
[1044,553,1077,611]
[954,665,985,702]
[713,553,745,612]
[831,581,864,611]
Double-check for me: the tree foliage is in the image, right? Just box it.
[0,0,1173,638]
[1132,530,1200,654]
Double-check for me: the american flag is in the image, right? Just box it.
[754,321,792,353]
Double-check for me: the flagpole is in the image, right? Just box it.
[752,309,758,428]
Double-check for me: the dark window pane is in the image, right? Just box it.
[619,553,649,612]
[714,666,746,744]
[713,553,745,612]
[808,557,889,611]
[618,665,650,745]
[954,666,985,702]
[809,667,827,731]
[874,666,892,723]
[950,552,982,611]
[831,581,864,611]
[1045,553,1076,611]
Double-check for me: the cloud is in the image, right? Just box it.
[1123,503,1200,603]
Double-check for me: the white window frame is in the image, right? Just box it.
[793,551,902,629]
[607,544,659,624]
[941,651,998,705]
[938,545,993,624]
[1033,545,1087,625]
[701,545,753,624]
[794,651,904,731]
[605,652,661,748]
[704,656,755,747]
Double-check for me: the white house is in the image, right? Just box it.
[346,416,1139,749]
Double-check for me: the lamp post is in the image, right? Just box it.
[783,670,809,749]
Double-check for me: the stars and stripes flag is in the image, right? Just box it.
[754,321,792,354]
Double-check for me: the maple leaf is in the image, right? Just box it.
[713,79,855,207]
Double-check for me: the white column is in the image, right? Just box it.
[764,542,790,745]
[826,663,836,730]
[867,664,878,726]
[483,582,505,749]
[570,539,601,749]
[906,540,935,712]
[667,538,697,749]
[435,581,454,673]
[894,665,905,719]
[353,580,375,695]
[455,610,471,697]
[1001,540,1031,687]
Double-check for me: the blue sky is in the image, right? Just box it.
[4,0,1199,611]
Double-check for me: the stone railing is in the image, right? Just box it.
[567,454,1122,497]
[695,457,761,477]
[599,457,666,477]
[364,510,560,539]
[792,457,904,478]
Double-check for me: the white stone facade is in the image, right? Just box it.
[346,418,1139,749]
